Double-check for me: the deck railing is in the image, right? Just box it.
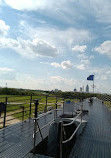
[97,94,111,109]
[32,99,83,157]
[59,103,83,158]
[0,95,64,128]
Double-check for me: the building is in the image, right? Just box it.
[74,88,77,92]
[80,87,82,92]
[86,84,89,93]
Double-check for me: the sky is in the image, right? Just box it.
[0,0,111,94]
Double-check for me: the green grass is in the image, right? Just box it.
[0,95,64,121]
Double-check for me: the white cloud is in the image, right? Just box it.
[4,0,111,25]
[50,76,76,88]
[94,41,111,59]
[89,0,111,24]
[72,45,87,53]
[19,21,92,48]
[51,62,61,68]
[61,60,73,69]
[51,60,73,69]
[4,0,47,10]
[76,64,85,70]
[0,67,14,72]
[0,19,10,36]
[0,37,59,58]
[100,75,108,80]
[80,59,90,65]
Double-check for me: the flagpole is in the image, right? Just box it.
[87,74,95,93]
[93,74,95,93]
[93,76,94,93]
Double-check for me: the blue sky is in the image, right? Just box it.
[0,0,111,93]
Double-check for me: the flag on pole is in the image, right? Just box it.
[87,75,94,81]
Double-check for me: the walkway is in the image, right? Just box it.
[0,98,111,158]
[70,98,111,158]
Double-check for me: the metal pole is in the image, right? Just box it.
[81,102,83,123]
[55,96,58,119]
[60,121,63,158]
[29,95,32,119]
[3,97,7,128]
[33,118,37,154]
[34,100,39,118]
[22,106,25,122]
[33,100,39,154]
[45,95,48,113]
[63,98,65,114]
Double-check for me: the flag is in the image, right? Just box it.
[87,75,94,81]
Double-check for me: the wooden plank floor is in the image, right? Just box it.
[70,98,111,158]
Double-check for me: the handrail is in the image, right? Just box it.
[60,103,83,158]
[33,119,54,135]
[32,108,63,121]
[63,111,82,127]
[62,121,82,144]
[32,109,54,120]
[33,111,55,153]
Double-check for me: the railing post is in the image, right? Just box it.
[34,100,39,118]
[3,97,7,128]
[29,95,32,119]
[21,106,25,122]
[33,100,39,154]
[63,98,65,114]
[45,95,48,113]
[33,118,37,154]
[60,121,63,158]
[55,96,58,119]
[81,100,83,123]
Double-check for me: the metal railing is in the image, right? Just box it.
[59,103,83,158]
[32,105,61,153]
[97,94,111,109]
[0,94,64,128]
[32,99,83,157]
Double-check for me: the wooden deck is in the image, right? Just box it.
[0,98,111,158]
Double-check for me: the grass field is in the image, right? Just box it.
[0,95,63,123]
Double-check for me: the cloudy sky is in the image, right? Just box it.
[0,0,111,93]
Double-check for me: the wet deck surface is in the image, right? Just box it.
[0,98,111,158]
[70,98,111,158]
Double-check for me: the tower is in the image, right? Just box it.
[86,84,89,93]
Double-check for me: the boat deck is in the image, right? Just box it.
[70,98,111,158]
[0,98,111,158]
